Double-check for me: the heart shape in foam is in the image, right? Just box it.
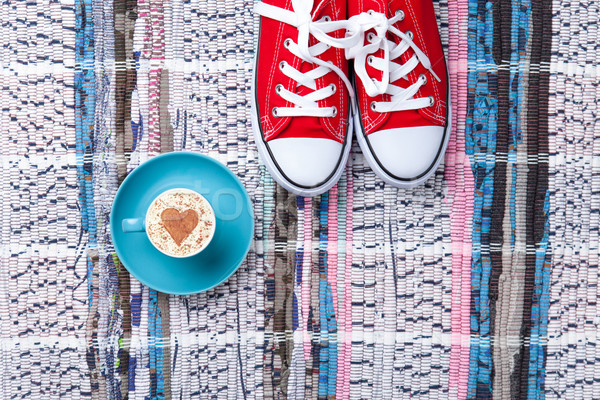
[160,208,199,246]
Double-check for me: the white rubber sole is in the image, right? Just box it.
[250,101,353,197]
[355,89,453,189]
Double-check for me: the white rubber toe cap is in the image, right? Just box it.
[367,126,445,180]
[267,138,343,188]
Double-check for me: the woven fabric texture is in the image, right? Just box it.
[0,0,597,399]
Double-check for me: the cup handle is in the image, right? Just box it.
[122,218,145,233]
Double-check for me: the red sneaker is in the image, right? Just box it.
[347,0,451,188]
[251,0,361,197]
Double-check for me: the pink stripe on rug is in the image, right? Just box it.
[327,185,339,319]
[148,71,161,157]
[140,0,165,157]
[445,1,473,399]
[336,167,354,400]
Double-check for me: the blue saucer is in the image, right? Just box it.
[110,152,254,295]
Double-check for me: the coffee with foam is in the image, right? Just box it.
[146,189,215,257]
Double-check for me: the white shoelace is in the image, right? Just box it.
[346,10,441,113]
[254,0,361,118]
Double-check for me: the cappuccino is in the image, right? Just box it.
[146,189,215,257]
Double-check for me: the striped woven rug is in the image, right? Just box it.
[0,0,597,398]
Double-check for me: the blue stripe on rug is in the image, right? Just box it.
[75,0,97,308]
[466,0,498,397]
[318,192,337,399]
[148,289,165,399]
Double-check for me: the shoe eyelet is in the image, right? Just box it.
[367,9,375,15]
[419,74,427,84]
[395,9,405,21]
[406,30,413,40]
[329,83,337,93]
[272,107,280,118]
[367,32,376,43]
[275,84,283,94]
[428,96,435,106]
[284,38,292,49]
[279,61,286,70]
[331,106,338,117]
[323,15,331,22]
[370,101,377,112]
[367,55,375,65]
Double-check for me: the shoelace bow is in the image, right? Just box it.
[346,10,441,113]
[254,2,440,117]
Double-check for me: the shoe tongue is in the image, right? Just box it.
[390,25,419,88]
[295,35,324,97]
[292,1,335,103]
[311,0,331,19]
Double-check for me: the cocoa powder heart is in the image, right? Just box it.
[160,208,199,246]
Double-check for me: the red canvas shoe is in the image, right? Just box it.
[346,0,451,188]
[251,0,361,197]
